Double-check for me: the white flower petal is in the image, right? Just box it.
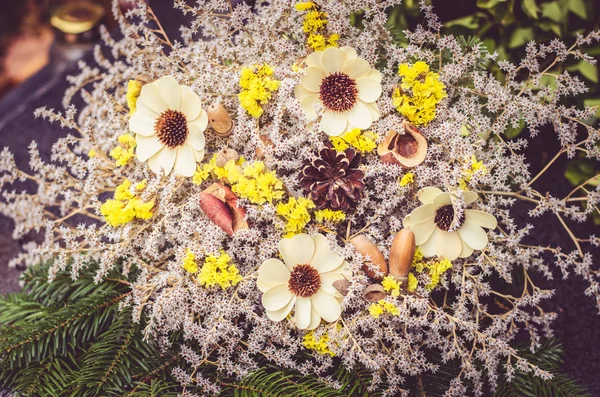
[342,58,372,79]
[279,233,315,271]
[310,234,344,273]
[463,191,479,205]
[148,147,177,175]
[181,90,202,120]
[138,84,168,114]
[403,214,413,228]
[305,50,323,68]
[173,144,197,177]
[156,75,182,109]
[366,102,380,121]
[319,273,344,298]
[193,148,205,162]
[129,111,157,136]
[190,109,208,132]
[136,135,163,162]
[187,125,206,151]
[300,95,319,121]
[340,46,357,60]
[295,84,312,102]
[266,297,295,322]
[262,284,294,311]
[465,210,497,229]
[406,203,436,225]
[321,47,347,74]
[459,239,474,258]
[300,66,325,93]
[418,187,443,204]
[346,101,372,129]
[295,297,312,329]
[306,309,322,330]
[320,111,348,137]
[433,192,452,207]
[368,69,382,83]
[411,220,437,245]
[419,228,462,261]
[457,221,489,250]
[257,258,290,293]
[310,289,342,323]
[356,78,382,103]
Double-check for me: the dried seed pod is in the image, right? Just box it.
[215,148,240,167]
[377,122,427,168]
[350,234,388,280]
[207,103,234,137]
[389,229,416,280]
[200,183,248,236]
[333,279,350,296]
[362,284,386,302]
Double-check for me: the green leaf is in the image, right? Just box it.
[568,0,588,19]
[541,2,563,22]
[522,0,539,19]
[509,27,534,48]
[583,98,600,118]
[504,118,526,139]
[477,0,507,9]
[567,61,598,84]
[445,15,480,29]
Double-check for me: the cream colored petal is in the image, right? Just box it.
[403,215,413,228]
[181,90,202,121]
[257,258,290,293]
[129,111,157,136]
[433,192,452,207]
[300,95,319,121]
[463,191,479,205]
[138,84,168,114]
[135,99,159,119]
[342,58,371,80]
[300,67,325,93]
[321,47,347,74]
[457,221,489,250]
[419,228,462,261]
[156,147,177,175]
[266,297,295,322]
[411,220,437,246]
[295,84,312,102]
[193,148,205,162]
[319,273,344,298]
[262,284,294,311]
[147,151,163,174]
[459,238,474,258]
[340,46,357,60]
[279,233,316,271]
[310,289,342,323]
[190,109,208,132]
[187,125,206,151]
[305,50,323,68]
[136,135,164,162]
[368,69,382,83]
[366,102,380,121]
[310,234,344,273]
[295,297,312,329]
[346,101,372,129]
[356,78,382,103]
[465,210,497,229]
[320,110,348,137]
[173,144,197,177]
[406,204,436,225]
[417,187,443,204]
[306,309,322,330]
[156,75,182,109]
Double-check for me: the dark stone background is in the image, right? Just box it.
[0,1,599,395]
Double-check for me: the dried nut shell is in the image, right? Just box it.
[350,234,388,280]
[200,183,248,236]
[333,279,351,296]
[215,148,240,167]
[389,229,416,279]
[207,103,234,137]
[377,122,427,168]
[362,284,386,302]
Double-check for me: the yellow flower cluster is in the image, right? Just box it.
[369,300,400,318]
[276,197,315,236]
[295,2,339,51]
[239,64,280,118]
[330,129,378,153]
[392,61,447,126]
[182,249,198,273]
[302,330,336,356]
[126,80,143,114]
[198,251,243,289]
[100,179,154,227]
[314,209,346,223]
[459,155,487,190]
[382,275,401,297]
[399,172,414,187]
[110,134,136,167]
[413,253,453,291]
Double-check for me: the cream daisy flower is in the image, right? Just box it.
[129,75,208,177]
[403,187,497,261]
[257,233,349,330]
[294,46,382,137]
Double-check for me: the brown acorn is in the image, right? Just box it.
[362,284,386,302]
[377,122,427,168]
[350,234,388,280]
[199,183,248,236]
[207,103,234,137]
[388,229,416,281]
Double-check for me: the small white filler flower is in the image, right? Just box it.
[257,233,349,330]
[403,187,497,260]
[129,75,208,177]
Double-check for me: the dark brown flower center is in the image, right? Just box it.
[154,109,188,148]
[319,72,358,113]
[288,264,321,298]
[434,205,465,231]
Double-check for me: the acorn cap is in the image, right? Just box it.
[389,229,416,279]
[350,234,388,280]
[362,284,386,302]
[377,122,427,168]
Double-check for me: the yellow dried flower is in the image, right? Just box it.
[400,173,414,187]
[330,129,377,153]
[276,197,315,236]
[302,10,328,33]
[135,179,147,190]
[198,251,243,289]
[369,300,399,318]
[182,249,198,274]
[110,133,136,167]
[295,1,316,11]
[407,272,418,292]
[88,149,97,158]
[314,209,346,223]
[459,155,487,190]
[303,329,336,356]
[100,179,154,227]
[126,80,143,114]
[239,64,280,118]
[381,275,400,297]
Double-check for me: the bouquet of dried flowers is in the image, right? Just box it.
[1,0,599,395]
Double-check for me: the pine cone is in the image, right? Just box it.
[300,147,365,211]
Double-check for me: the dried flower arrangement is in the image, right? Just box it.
[1,0,600,395]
